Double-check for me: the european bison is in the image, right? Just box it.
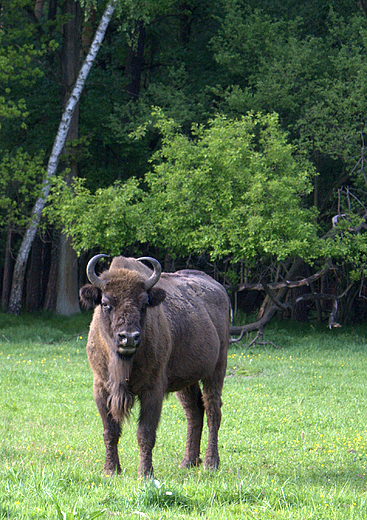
[80,255,229,477]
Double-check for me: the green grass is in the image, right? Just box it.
[2,313,367,518]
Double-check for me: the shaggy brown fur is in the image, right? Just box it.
[80,256,229,478]
[106,352,134,423]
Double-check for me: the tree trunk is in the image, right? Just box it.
[8,0,117,315]
[55,0,81,315]
[43,234,59,311]
[25,234,43,311]
[339,284,360,323]
[230,258,305,341]
[290,286,309,322]
[56,234,80,315]
[125,21,146,100]
[8,228,35,315]
[1,227,15,310]
[178,2,192,45]
[34,0,45,20]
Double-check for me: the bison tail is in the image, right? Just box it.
[107,385,134,424]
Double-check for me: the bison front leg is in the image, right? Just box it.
[137,389,164,478]
[176,383,204,468]
[93,380,122,475]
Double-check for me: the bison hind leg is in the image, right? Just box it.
[201,378,224,470]
[176,383,204,469]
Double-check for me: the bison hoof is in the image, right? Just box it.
[203,457,219,470]
[138,466,154,479]
[103,463,121,476]
[179,457,202,469]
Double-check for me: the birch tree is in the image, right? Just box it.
[8,0,117,315]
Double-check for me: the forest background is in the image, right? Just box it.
[2,0,367,332]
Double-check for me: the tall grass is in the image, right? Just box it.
[1,313,367,518]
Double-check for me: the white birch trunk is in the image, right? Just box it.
[8,0,117,315]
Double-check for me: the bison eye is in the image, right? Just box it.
[101,301,112,313]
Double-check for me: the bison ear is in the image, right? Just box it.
[79,284,102,309]
[148,287,166,307]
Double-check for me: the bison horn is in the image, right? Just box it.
[137,257,162,290]
[86,254,109,289]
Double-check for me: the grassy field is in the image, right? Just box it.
[1,312,367,519]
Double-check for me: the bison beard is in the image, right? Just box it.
[107,353,134,423]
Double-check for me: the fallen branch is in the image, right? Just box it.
[243,330,280,350]
[231,262,331,294]
[230,304,279,342]
[230,278,353,345]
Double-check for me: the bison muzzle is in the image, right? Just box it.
[80,254,229,478]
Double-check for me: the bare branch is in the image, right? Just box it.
[230,275,353,344]
[261,279,291,311]
[231,262,331,294]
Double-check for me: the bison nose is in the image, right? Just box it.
[117,331,141,348]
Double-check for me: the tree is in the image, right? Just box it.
[211,7,367,217]
[4,0,367,323]
[3,0,211,313]
[45,176,143,256]
[8,0,118,315]
[0,30,43,124]
[0,151,46,310]
[46,110,320,263]
[48,109,367,333]
[139,110,319,262]
[56,0,83,316]
[0,11,49,309]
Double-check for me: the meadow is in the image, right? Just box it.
[1,312,367,519]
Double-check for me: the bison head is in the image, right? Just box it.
[80,255,166,356]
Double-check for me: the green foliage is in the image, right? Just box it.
[295,11,367,166]
[211,4,288,81]
[0,30,45,126]
[4,0,367,296]
[213,7,367,170]
[108,64,206,141]
[325,225,367,267]
[116,0,178,30]
[47,110,320,262]
[209,4,367,278]
[0,150,46,229]
[45,176,143,255]
[140,110,319,261]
